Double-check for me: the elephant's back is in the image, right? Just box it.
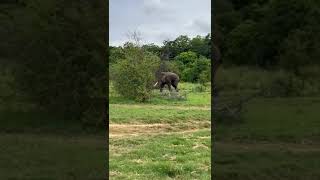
[162,72,179,78]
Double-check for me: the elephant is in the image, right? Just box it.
[154,72,180,92]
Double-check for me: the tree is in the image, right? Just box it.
[142,43,162,56]
[109,46,125,64]
[225,20,259,65]
[112,44,160,102]
[279,28,319,75]
[190,34,211,58]
[174,51,198,66]
[162,35,191,59]
[12,0,107,125]
[175,51,210,83]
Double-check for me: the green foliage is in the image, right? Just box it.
[279,28,320,74]
[217,66,320,97]
[174,51,198,65]
[161,34,211,59]
[215,0,320,69]
[109,34,211,89]
[142,43,162,56]
[7,0,107,126]
[163,35,191,59]
[225,20,259,65]
[112,45,160,102]
[175,52,211,83]
[0,66,15,106]
[263,71,303,97]
[165,61,181,75]
[181,67,195,82]
[190,34,211,58]
[109,46,125,65]
[199,69,211,85]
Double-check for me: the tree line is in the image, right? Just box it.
[109,34,211,83]
[212,0,320,97]
[214,0,320,74]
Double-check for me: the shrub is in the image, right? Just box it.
[11,0,107,128]
[194,84,207,92]
[178,54,211,83]
[112,44,160,102]
[174,51,198,65]
[216,66,320,97]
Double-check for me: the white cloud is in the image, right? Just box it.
[137,25,175,45]
[143,0,162,13]
[185,18,211,34]
[142,0,172,16]
[110,0,211,46]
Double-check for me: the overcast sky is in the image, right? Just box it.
[110,0,211,46]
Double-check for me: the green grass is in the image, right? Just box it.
[0,108,106,179]
[214,142,320,180]
[215,96,320,179]
[110,82,211,124]
[110,104,210,124]
[0,133,106,179]
[215,66,320,179]
[0,111,84,133]
[109,82,211,106]
[110,130,211,180]
[109,82,211,179]
[216,97,320,142]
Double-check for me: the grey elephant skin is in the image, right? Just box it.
[154,72,180,92]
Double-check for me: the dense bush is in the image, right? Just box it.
[216,66,320,97]
[215,0,320,68]
[112,44,160,102]
[174,52,211,83]
[5,0,107,127]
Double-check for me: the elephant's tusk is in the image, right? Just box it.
[153,82,158,87]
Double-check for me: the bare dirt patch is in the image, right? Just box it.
[110,104,210,111]
[215,142,320,153]
[110,122,210,138]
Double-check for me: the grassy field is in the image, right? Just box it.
[0,133,106,179]
[0,111,107,179]
[109,82,211,179]
[214,96,320,179]
[213,67,320,179]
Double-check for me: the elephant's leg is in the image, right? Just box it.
[167,83,172,91]
[172,80,179,92]
[172,83,178,92]
[160,83,165,92]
